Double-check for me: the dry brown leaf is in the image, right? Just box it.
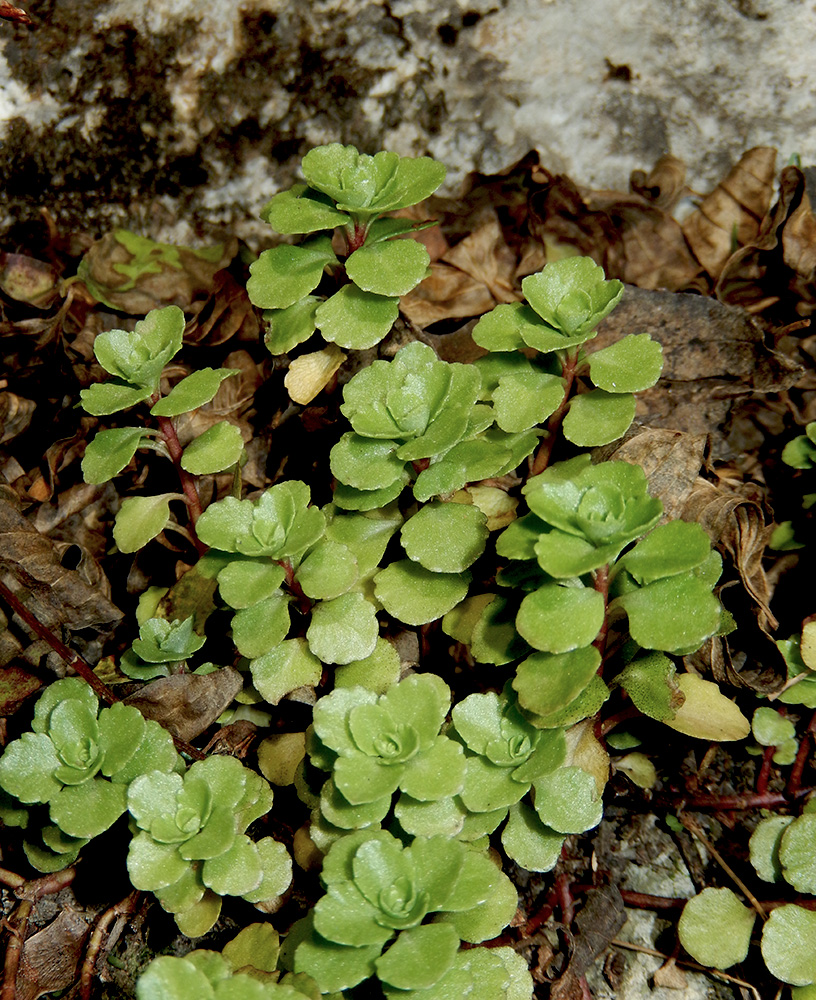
[441,211,519,304]
[123,665,243,742]
[17,908,90,1000]
[682,147,777,280]
[185,269,260,345]
[630,155,688,211]
[399,262,497,327]
[0,392,36,444]
[0,485,122,672]
[680,477,777,634]
[550,886,626,1000]
[652,957,688,990]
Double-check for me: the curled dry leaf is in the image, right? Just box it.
[550,885,626,1000]
[399,262,497,327]
[16,908,90,1000]
[630,154,688,211]
[123,665,243,742]
[682,147,777,280]
[185,269,260,346]
[0,392,36,444]
[284,343,345,404]
[440,211,519,304]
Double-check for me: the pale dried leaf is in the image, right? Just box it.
[441,212,519,304]
[17,908,90,1000]
[399,262,496,327]
[630,155,687,211]
[284,343,345,404]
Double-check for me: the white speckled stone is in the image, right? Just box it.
[1,0,814,247]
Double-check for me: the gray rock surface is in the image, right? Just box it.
[1,0,815,245]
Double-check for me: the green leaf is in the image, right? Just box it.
[779,815,816,893]
[750,815,794,883]
[136,956,216,1000]
[261,184,351,233]
[180,421,244,475]
[678,888,755,969]
[346,239,430,297]
[332,477,409,512]
[587,333,663,392]
[533,766,602,834]
[151,368,238,417]
[613,573,721,652]
[472,303,536,353]
[512,647,601,718]
[293,916,382,992]
[49,779,128,838]
[216,561,286,609]
[97,702,146,776]
[202,834,262,897]
[620,521,712,585]
[296,539,359,600]
[782,434,816,469]
[374,560,471,626]
[0,732,62,804]
[752,706,796,747]
[470,595,530,666]
[515,584,604,653]
[113,494,172,553]
[250,639,322,705]
[523,674,609,729]
[400,737,466,801]
[131,617,205,663]
[93,306,185,389]
[232,593,291,659]
[334,637,401,694]
[522,258,623,340]
[401,502,488,573]
[324,505,403,578]
[82,427,148,483]
[502,801,565,872]
[562,389,636,446]
[79,381,153,415]
[247,237,337,310]
[661,674,750,741]
[241,836,293,903]
[174,892,222,937]
[128,830,189,890]
[316,285,399,350]
[492,371,565,432]
[306,592,379,665]
[376,924,459,990]
[262,296,321,355]
[617,652,684,723]
[762,905,816,985]
[330,433,406,491]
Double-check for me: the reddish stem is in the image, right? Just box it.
[592,564,610,666]
[756,745,775,795]
[788,709,816,797]
[598,702,640,738]
[154,413,207,554]
[654,790,811,811]
[530,349,580,476]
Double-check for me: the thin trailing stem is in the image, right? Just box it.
[79,891,141,1000]
[756,745,775,795]
[787,708,816,797]
[152,407,207,556]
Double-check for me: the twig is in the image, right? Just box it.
[787,708,816,797]
[756,745,775,795]
[678,813,766,921]
[2,901,32,1000]
[529,349,580,476]
[153,413,207,555]
[609,939,762,1000]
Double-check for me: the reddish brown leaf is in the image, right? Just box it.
[0,662,42,714]
[123,666,243,742]
[0,1,30,23]
[17,909,90,1000]
[629,154,688,211]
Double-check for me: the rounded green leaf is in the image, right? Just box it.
[762,904,816,985]
[202,834,262,897]
[492,371,565,432]
[617,652,683,723]
[750,815,794,883]
[296,539,359,600]
[400,737,465,801]
[330,433,406,492]
[512,647,602,718]
[50,779,128,838]
[522,258,623,340]
[614,574,722,653]
[232,592,291,659]
[587,333,663,392]
[401,502,488,573]
[82,427,147,484]
[562,389,636,447]
[752,707,796,747]
[780,815,816,893]
[261,184,351,234]
[516,584,604,653]
[175,892,222,938]
[293,916,382,992]
[502,800,565,872]
[395,794,466,839]
[151,368,238,417]
[533,766,602,834]
[307,592,379,665]
[316,285,399,350]
[678,888,754,969]
[459,755,526,813]
[472,302,541,353]
[79,381,153,415]
[97,702,146,776]
[333,476,409,512]
[334,637,401,694]
[621,521,712,586]
[0,732,62,804]
[136,956,216,1000]
[241,836,293,903]
[180,421,244,475]
[262,296,321,355]
[113,494,172,553]
[216,560,286,610]
[346,239,430,297]
[250,638,322,705]
[246,237,337,310]
[376,924,459,990]
[374,560,471,626]
[92,307,185,389]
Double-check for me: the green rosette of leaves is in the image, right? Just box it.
[0,678,180,871]
[310,674,465,835]
[126,755,292,937]
[136,923,321,1000]
[290,829,519,993]
[79,304,241,551]
[248,143,446,354]
[331,341,538,510]
[472,257,663,447]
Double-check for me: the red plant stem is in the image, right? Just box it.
[0,577,206,761]
[79,891,140,1000]
[787,708,816,797]
[592,564,610,666]
[278,560,312,617]
[2,900,32,1000]
[756,745,775,795]
[556,870,575,926]
[0,578,118,705]
[653,789,811,810]
[598,702,640,738]
[529,349,580,476]
[153,413,206,550]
